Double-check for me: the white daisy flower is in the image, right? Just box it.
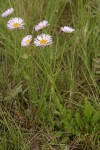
[34,20,49,31]
[34,34,53,47]
[1,8,14,17]
[60,26,75,33]
[7,18,25,30]
[21,35,32,47]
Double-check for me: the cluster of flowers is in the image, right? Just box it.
[1,8,75,47]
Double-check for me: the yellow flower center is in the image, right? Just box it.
[13,22,20,28]
[25,39,31,44]
[40,39,47,45]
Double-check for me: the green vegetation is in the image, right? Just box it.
[0,0,100,149]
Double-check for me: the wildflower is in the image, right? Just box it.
[7,18,25,30]
[34,33,52,47]
[21,35,32,46]
[1,8,14,17]
[34,20,49,31]
[21,53,29,59]
[60,26,75,33]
